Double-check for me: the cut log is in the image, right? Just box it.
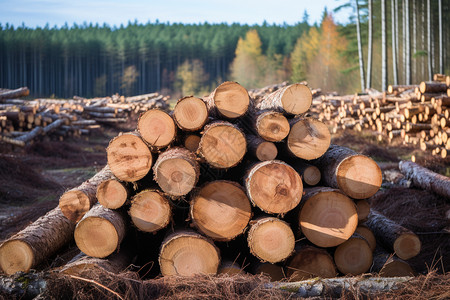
[387,85,417,94]
[310,144,382,199]
[286,245,337,281]
[419,81,447,93]
[183,134,201,152]
[298,187,358,248]
[0,87,29,100]
[60,250,131,275]
[190,180,252,241]
[205,81,250,119]
[256,83,312,115]
[247,134,278,161]
[356,199,371,221]
[371,246,415,277]
[129,190,171,233]
[355,225,376,251]
[289,161,321,186]
[334,233,373,275]
[153,147,199,196]
[198,121,247,169]
[0,126,43,147]
[159,230,220,276]
[250,110,290,142]
[106,131,153,182]
[399,160,450,199]
[0,207,75,275]
[287,118,331,160]
[74,204,127,258]
[245,160,303,214]
[253,262,285,281]
[218,261,243,275]
[173,96,208,131]
[137,109,176,148]
[96,178,128,209]
[59,165,114,223]
[247,217,295,263]
[365,210,421,260]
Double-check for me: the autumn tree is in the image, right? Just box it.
[175,59,209,96]
[121,65,139,96]
[290,27,320,83]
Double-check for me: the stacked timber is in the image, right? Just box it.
[1,81,418,281]
[0,89,169,146]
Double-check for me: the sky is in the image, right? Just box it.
[0,0,353,28]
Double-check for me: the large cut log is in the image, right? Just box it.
[365,210,421,260]
[59,165,114,223]
[399,160,450,199]
[334,233,373,275]
[129,190,171,233]
[153,147,199,196]
[205,81,250,119]
[0,126,42,147]
[106,131,153,182]
[387,85,418,94]
[249,110,290,142]
[159,230,220,276]
[74,204,127,258]
[247,134,278,161]
[190,180,252,241]
[0,87,29,100]
[355,225,376,251]
[287,118,331,160]
[286,245,337,281]
[245,160,303,214]
[0,207,75,275]
[60,250,131,275]
[289,161,321,186]
[172,96,208,131]
[310,144,382,199]
[96,178,129,209]
[198,121,247,169]
[255,83,312,115]
[371,246,415,277]
[247,217,295,263]
[419,81,447,93]
[137,109,176,149]
[298,187,358,248]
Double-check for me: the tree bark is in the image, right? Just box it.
[173,96,208,131]
[0,207,75,275]
[153,147,199,196]
[190,180,252,241]
[298,187,358,248]
[247,217,295,263]
[205,81,250,119]
[137,109,176,149]
[365,210,421,260]
[286,245,337,281]
[255,83,312,115]
[129,189,171,233]
[399,160,450,199]
[310,144,382,199]
[74,204,127,258]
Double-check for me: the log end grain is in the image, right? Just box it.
[190,181,251,241]
[378,260,415,277]
[138,109,176,148]
[281,83,312,115]
[356,199,371,221]
[107,133,152,182]
[255,141,278,161]
[173,96,208,131]
[334,237,373,275]
[75,217,120,258]
[355,225,376,252]
[212,81,249,118]
[59,190,91,223]
[184,134,201,152]
[218,261,243,275]
[97,179,128,209]
[257,111,290,142]
[286,246,337,281]
[0,240,34,275]
[302,165,321,186]
[393,233,421,260]
[254,262,285,281]
[288,118,331,160]
[129,190,171,233]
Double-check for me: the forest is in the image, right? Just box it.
[0,0,449,98]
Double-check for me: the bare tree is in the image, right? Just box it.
[366,0,373,89]
[438,0,443,74]
[427,0,433,81]
[405,0,410,84]
[391,0,398,85]
[381,0,387,91]
[355,0,365,92]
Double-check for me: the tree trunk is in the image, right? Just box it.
[255,83,312,115]
[153,147,199,196]
[106,131,153,182]
[356,199,371,221]
[399,160,450,199]
[287,117,331,160]
[190,180,252,241]
[159,230,220,276]
[245,160,303,214]
[137,109,176,149]
[96,178,129,209]
[419,81,447,93]
[405,0,410,84]
[366,0,373,89]
[172,96,208,131]
[371,246,415,277]
[334,233,373,275]
[392,0,399,85]
[205,81,250,119]
[0,87,29,100]
[247,217,295,263]
[381,0,388,91]
[355,0,366,92]
[365,210,421,260]
[0,126,42,147]
[286,245,337,281]
[0,207,75,275]
[59,165,114,223]
[248,109,290,142]
[427,0,433,81]
[253,262,285,281]
[60,250,131,275]
[129,189,171,233]
[438,0,443,74]
[247,134,278,161]
[310,144,382,199]
[298,187,358,248]
[198,121,246,169]
[74,204,127,258]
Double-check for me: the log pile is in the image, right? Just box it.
[311,75,450,159]
[0,88,169,146]
[1,81,421,282]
